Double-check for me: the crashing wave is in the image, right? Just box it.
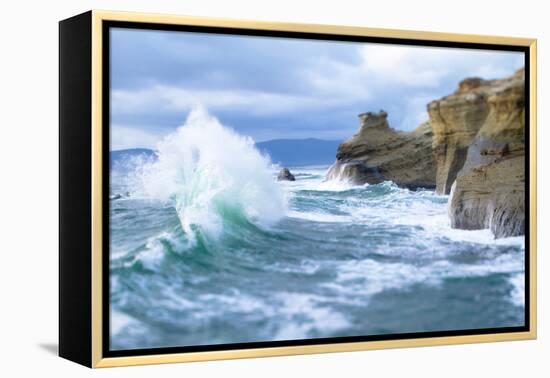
[135,107,287,247]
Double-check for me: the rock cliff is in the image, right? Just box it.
[428,78,494,194]
[428,69,525,196]
[448,68,525,238]
[326,68,525,238]
[326,111,436,190]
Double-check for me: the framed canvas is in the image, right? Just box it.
[59,10,537,368]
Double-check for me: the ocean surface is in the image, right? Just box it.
[109,110,525,351]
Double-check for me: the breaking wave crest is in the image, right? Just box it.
[134,107,286,247]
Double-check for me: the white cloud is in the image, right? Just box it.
[359,44,523,87]
[112,84,356,117]
[304,57,371,99]
[361,44,447,86]
[110,40,524,148]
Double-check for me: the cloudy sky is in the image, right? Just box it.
[110,28,524,150]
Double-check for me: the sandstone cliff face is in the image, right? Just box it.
[428,70,525,196]
[326,111,436,190]
[428,78,493,194]
[448,69,525,238]
[325,69,525,238]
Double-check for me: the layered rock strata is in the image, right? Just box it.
[428,70,525,196]
[326,68,525,238]
[448,69,525,238]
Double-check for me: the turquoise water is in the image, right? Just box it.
[109,110,524,351]
[110,165,524,350]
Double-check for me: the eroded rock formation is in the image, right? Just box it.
[428,69,525,197]
[326,111,436,190]
[325,68,525,238]
[448,68,525,238]
[428,78,493,194]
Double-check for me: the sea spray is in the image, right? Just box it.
[136,107,286,246]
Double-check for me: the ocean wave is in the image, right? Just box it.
[131,107,287,247]
[132,229,191,270]
[110,157,526,348]
[321,251,524,304]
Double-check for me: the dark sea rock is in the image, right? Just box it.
[277,168,296,181]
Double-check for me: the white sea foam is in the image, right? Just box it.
[286,209,351,223]
[272,292,350,339]
[110,310,138,335]
[191,290,350,340]
[322,252,524,305]
[136,107,287,244]
[397,206,525,247]
[198,292,268,314]
[317,178,365,192]
[508,273,525,307]
[279,169,526,310]
[268,259,322,275]
[310,180,526,248]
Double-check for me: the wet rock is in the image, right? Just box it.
[277,167,296,181]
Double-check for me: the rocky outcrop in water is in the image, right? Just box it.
[277,167,296,181]
[326,111,436,190]
[447,68,525,238]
